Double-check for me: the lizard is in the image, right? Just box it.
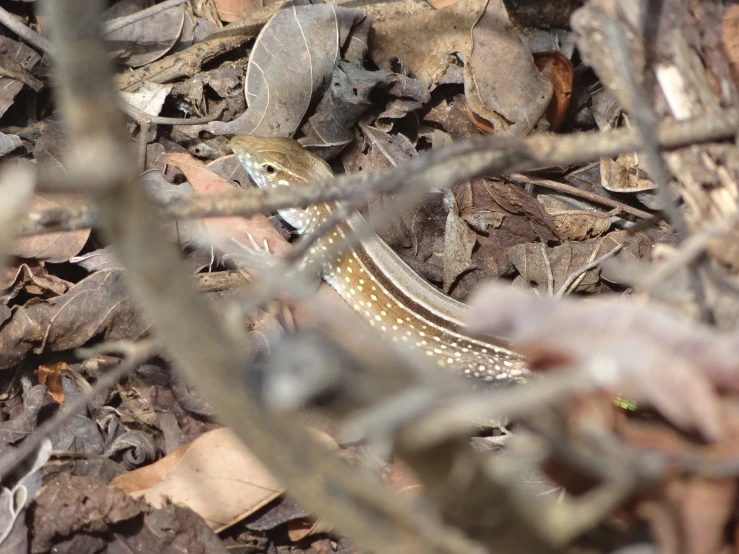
[230,135,529,384]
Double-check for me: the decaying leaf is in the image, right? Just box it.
[509,231,646,294]
[10,195,90,263]
[0,36,40,119]
[0,270,149,370]
[1,261,71,298]
[456,178,560,244]
[31,473,143,553]
[370,0,481,88]
[119,81,173,115]
[0,133,21,156]
[111,427,284,530]
[465,0,553,136]
[208,0,368,136]
[103,0,186,68]
[550,209,612,241]
[36,363,67,404]
[301,59,429,158]
[443,194,476,292]
[214,0,262,22]
[600,154,656,193]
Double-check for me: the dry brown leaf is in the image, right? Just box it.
[533,51,573,132]
[550,210,611,241]
[208,1,368,136]
[0,270,149,370]
[425,0,458,7]
[0,261,71,297]
[36,363,67,404]
[11,195,90,263]
[0,37,41,119]
[214,0,262,22]
[103,0,185,68]
[466,284,734,441]
[600,154,656,193]
[370,0,481,88]
[112,427,284,530]
[464,0,552,136]
[163,152,292,257]
[443,197,476,292]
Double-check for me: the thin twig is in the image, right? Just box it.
[510,173,653,220]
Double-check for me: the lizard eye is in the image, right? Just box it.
[263,164,277,176]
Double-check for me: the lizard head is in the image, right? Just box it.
[230,136,333,233]
[230,136,306,190]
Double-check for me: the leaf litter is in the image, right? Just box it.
[2,0,739,553]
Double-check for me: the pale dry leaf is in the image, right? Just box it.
[550,210,611,241]
[11,195,90,263]
[723,4,739,89]
[0,133,21,156]
[600,154,656,193]
[509,240,607,294]
[370,0,482,88]
[208,0,367,136]
[443,197,476,292]
[103,0,186,67]
[465,0,552,136]
[111,427,284,530]
[119,82,173,115]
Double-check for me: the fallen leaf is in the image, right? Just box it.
[0,37,40,119]
[119,81,173,115]
[301,59,429,159]
[1,261,71,297]
[370,0,480,88]
[722,4,739,89]
[111,427,284,530]
[103,0,186,68]
[465,0,553,136]
[0,270,149,370]
[0,133,21,156]
[443,195,476,292]
[11,195,90,263]
[214,0,262,22]
[549,209,611,241]
[0,385,48,447]
[208,0,368,136]
[600,154,656,193]
[533,51,573,132]
[36,363,67,404]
